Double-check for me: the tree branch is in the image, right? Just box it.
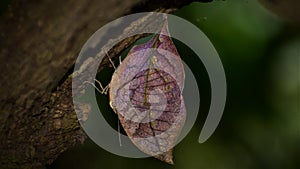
[0,0,212,168]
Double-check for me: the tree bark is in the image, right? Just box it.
[0,0,212,168]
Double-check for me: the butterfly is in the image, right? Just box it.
[94,17,186,164]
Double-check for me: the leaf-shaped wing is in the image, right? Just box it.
[109,18,186,164]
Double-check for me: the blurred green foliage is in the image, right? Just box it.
[49,1,299,169]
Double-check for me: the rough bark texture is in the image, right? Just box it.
[0,0,212,168]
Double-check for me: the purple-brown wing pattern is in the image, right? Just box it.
[109,19,186,164]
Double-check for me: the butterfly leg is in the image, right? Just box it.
[94,78,109,94]
[83,79,109,95]
[105,50,117,70]
[119,55,122,65]
[105,49,123,69]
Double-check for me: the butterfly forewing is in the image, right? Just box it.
[109,19,186,164]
